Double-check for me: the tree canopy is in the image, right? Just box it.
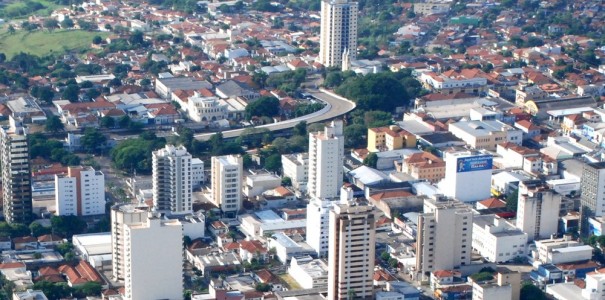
[110,133,166,173]
[335,72,412,112]
[245,96,280,120]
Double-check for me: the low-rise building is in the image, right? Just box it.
[268,232,314,264]
[448,120,522,150]
[243,173,281,198]
[367,126,416,152]
[400,152,445,183]
[472,215,527,263]
[281,153,308,194]
[533,236,593,265]
[287,256,328,289]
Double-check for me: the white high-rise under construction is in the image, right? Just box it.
[318,0,358,68]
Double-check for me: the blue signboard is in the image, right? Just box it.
[456,155,492,173]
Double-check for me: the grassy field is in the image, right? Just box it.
[0,29,109,59]
[0,0,64,19]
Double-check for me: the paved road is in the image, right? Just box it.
[193,88,356,141]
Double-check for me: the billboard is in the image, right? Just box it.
[456,155,492,173]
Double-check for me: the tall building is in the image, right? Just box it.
[1,118,32,224]
[516,180,562,242]
[55,166,105,216]
[580,162,605,233]
[123,215,183,300]
[327,200,375,299]
[318,0,358,68]
[416,195,473,280]
[306,197,333,257]
[111,204,149,282]
[152,145,192,215]
[308,120,344,199]
[211,155,243,218]
[439,151,492,202]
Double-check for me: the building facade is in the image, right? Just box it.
[281,153,309,193]
[306,197,334,257]
[152,145,192,215]
[448,120,522,150]
[439,151,492,202]
[367,126,416,152]
[516,180,562,242]
[416,196,473,280]
[318,0,358,68]
[1,119,32,224]
[327,202,375,299]
[211,155,243,218]
[472,215,527,263]
[581,162,605,233]
[55,166,105,216]
[308,120,344,199]
[124,216,183,300]
[111,204,149,282]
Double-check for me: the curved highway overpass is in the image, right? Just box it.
[194,89,356,141]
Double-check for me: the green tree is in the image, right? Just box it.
[51,216,87,238]
[29,222,51,237]
[32,281,73,300]
[60,17,74,28]
[43,19,59,31]
[344,124,367,149]
[80,128,107,154]
[62,84,80,102]
[520,282,547,300]
[45,115,64,133]
[73,282,102,297]
[92,35,103,45]
[245,96,280,120]
[335,72,411,112]
[255,283,271,292]
[363,152,378,168]
[293,121,307,136]
[281,177,292,186]
[264,154,282,173]
[7,24,15,35]
[31,86,55,104]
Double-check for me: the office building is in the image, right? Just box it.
[516,180,562,242]
[581,162,605,233]
[1,117,32,224]
[439,151,492,202]
[152,145,192,215]
[327,200,375,299]
[211,155,243,218]
[318,0,358,68]
[416,196,473,280]
[55,166,105,216]
[308,120,344,199]
[123,215,183,300]
[111,204,149,282]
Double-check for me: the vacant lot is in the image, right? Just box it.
[0,29,108,59]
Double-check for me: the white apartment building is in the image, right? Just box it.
[413,0,452,15]
[416,196,473,280]
[306,197,334,257]
[243,173,281,198]
[448,120,522,150]
[281,153,308,193]
[288,256,329,289]
[308,120,344,199]
[439,151,492,203]
[153,145,193,215]
[191,158,205,188]
[472,215,527,263]
[318,0,358,68]
[55,166,105,216]
[124,216,183,300]
[327,201,375,300]
[419,70,488,95]
[516,180,562,242]
[186,94,228,123]
[111,204,149,282]
[211,155,243,218]
[1,117,32,224]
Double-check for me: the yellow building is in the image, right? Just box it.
[400,152,445,183]
[367,125,416,152]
